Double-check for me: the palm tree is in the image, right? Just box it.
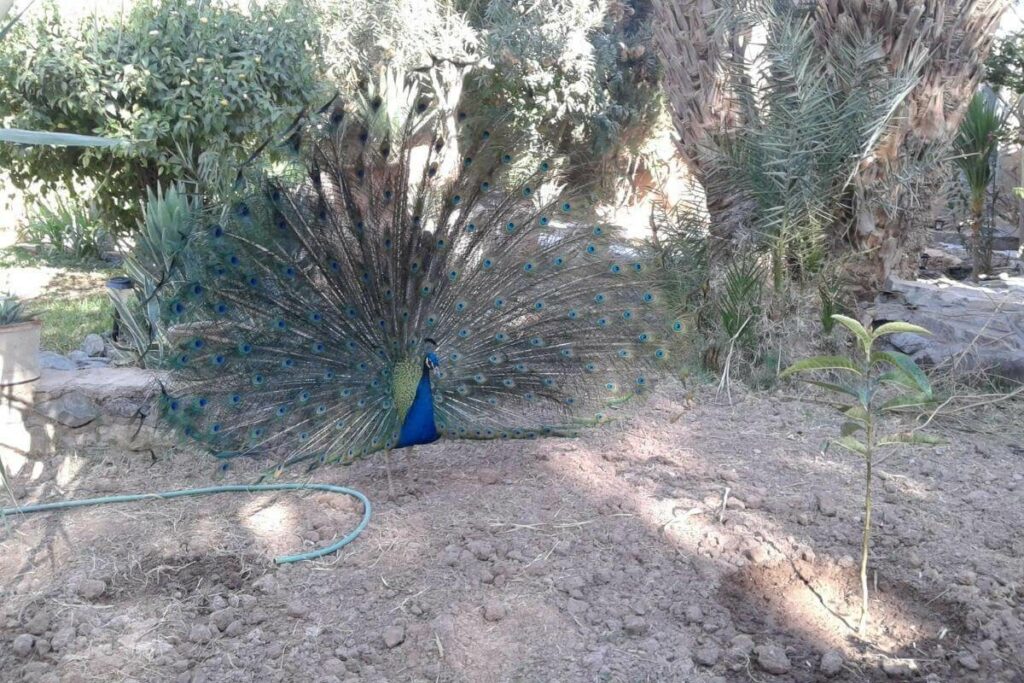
[953,93,1002,278]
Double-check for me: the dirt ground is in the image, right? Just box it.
[1,384,1022,682]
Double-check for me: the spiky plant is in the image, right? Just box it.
[953,93,1002,278]
[0,293,31,326]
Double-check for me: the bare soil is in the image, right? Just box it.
[1,385,1022,682]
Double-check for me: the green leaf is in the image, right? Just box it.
[833,436,868,456]
[879,392,936,411]
[830,315,872,354]
[878,432,944,447]
[779,356,862,379]
[872,321,931,338]
[872,350,932,395]
[0,128,128,147]
[843,405,869,422]
[805,380,859,399]
[840,421,864,436]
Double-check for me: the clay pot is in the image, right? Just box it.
[0,319,42,386]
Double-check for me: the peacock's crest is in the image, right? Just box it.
[160,69,682,474]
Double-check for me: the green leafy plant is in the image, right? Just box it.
[0,292,32,326]
[781,315,940,635]
[109,184,196,367]
[952,93,1003,278]
[20,196,107,260]
[0,0,325,232]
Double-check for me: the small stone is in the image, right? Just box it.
[78,579,107,600]
[755,644,791,675]
[210,608,235,632]
[820,650,843,677]
[39,351,76,371]
[483,600,507,622]
[623,615,647,635]
[12,633,34,656]
[189,624,213,643]
[51,627,75,651]
[694,645,721,667]
[838,555,856,569]
[797,512,813,526]
[82,334,105,357]
[224,620,244,637]
[382,624,405,649]
[881,658,918,677]
[744,545,770,564]
[684,605,704,624]
[816,494,837,517]
[729,634,754,657]
[34,638,50,656]
[958,654,980,671]
[286,601,308,619]
[25,610,50,635]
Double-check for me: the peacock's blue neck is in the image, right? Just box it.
[396,365,440,448]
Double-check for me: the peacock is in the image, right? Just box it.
[157,70,683,477]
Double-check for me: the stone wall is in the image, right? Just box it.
[0,367,174,477]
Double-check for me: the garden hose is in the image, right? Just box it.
[0,483,371,564]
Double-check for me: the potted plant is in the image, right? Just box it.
[0,293,41,386]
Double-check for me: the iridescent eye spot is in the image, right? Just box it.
[632,262,644,272]
[584,362,597,372]
[565,397,576,405]
[239,342,252,354]
[437,239,446,249]
[542,378,555,387]
[191,338,204,349]
[593,226,604,236]
[458,328,470,338]
[282,358,294,368]
[482,258,493,270]
[169,400,180,412]
[638,333,650,343]
[505,222,516,234]
[673,320,684,332]
[210,224,224,238]
[341,388,352,397]
[229,394,241,405]
[495,332,509,342]
[212,354,225,366]
[523,262,535,273]
[480,182,490,192]
[229,255,240,266]
[610,264,622,274]
[530,337,543,347]
[345,340,358,351]
[502,154,512,163]
[252,427,264,438]
[643,291,655,303]
[252,373,264,385]
[533,300,544,311]
[248,276,259,288]
[455,300,467,312]
[618,349,632,359]
[586,244,597,254]
[522,186,532,197]
[176,354,189,366]
[324,370,334,380]
[316,404,327,415]
[170,301,185,315]
[515,363,527,373]
[298,390,310,402]
[452,195,462,206]
[466,223,477,233]
[473,373,485,384]
[553,256,564,266]
[488,354,501,364]
[210,423,221,434]
[655,348,667,359]
[561,202,572,213]
[449,352,462,363]
[310,311,322,323]
[568,309,578,320]
[502,378,515,387]
[597,318,608,327]
[622,310,633,320]
[539,216,549,226]
[215,303,228,315]
[494,297,505,309]
[329,260,340,271]
[540,161,550,172]
[481,130,491,140]
[560,348,573,358]
[594,293,606,304]
[463,156,472,166]
[426,315,438,326]
[346,307,358,318]
[356,362,368,372]
[605,382,617,391]
[299,431,309,441]
[283,266,295,278]
[636,376,647,386]
[524,392,535,401]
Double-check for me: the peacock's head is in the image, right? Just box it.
[423,338,440,374]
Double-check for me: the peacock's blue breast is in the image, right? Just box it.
[396,372,439,448]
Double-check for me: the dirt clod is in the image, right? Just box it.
[77,579,106,600]
[755,643,791,675]
[483,600,507,622]
[12,634,34,657]
[382,624,405,649]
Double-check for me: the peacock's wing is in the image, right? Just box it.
[161,70,681,473]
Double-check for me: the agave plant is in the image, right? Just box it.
[0,292,31,326]
[781,315,941,636]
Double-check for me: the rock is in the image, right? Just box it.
[286,601,308,619]
[81,334,105,357]
[51,627,75,651]
[210,608,235,632]
[483,600,507,622]
[694,645,721,667]
[12,633,34,656]
[729,634,755,657]
[869,277,1024,382]
[189,624,214,643]
[744,545,770,564]
[820,650,844,677]
[684,605,704,624]
[623,615,647,636]
[838,555,856,569]
[77,579,107,600]
[38,391,100,428]
[39,351,76,371]
[755,644,791,675]
[958,654,980,671]
[224,620,244,637]
[382,624,405,649]
[25,610,50,635]
[816,494,838,517]
[881,658,919,677]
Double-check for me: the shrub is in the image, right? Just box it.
[0,0,326,232]
[0,292,31,326]
[20,196,107,260]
